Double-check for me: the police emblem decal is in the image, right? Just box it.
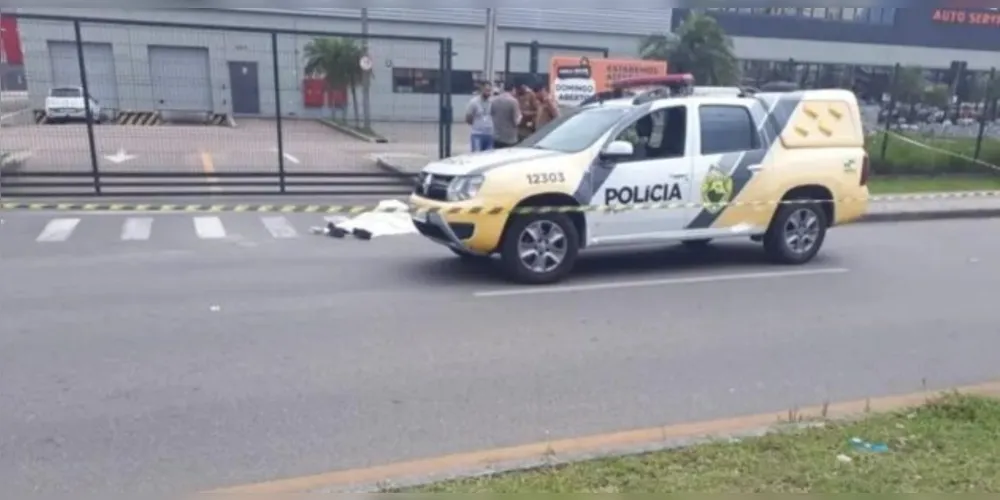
[700,166,734,214]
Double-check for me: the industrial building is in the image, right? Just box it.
[11,7,672,122]
[677,7,1000,100]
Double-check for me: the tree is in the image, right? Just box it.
[639,13,739,86]
[303,37,369,128]
[891,66,926,104]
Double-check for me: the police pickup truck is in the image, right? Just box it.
[409,75,870,284]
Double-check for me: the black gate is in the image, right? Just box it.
[0,13,454,198]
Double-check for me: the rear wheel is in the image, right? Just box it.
[499,213,580,284]
[763,200,827,264]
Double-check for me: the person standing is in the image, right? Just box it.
[516,81,539,142]
[534,84,559,130]
[491,82,521,149]
[465,81,495,152]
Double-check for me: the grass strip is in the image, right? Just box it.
[414,394,1000,493]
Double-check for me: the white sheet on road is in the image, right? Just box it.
[333,199,417,239]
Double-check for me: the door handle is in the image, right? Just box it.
[670,173,688,179]
[747,164,763,172]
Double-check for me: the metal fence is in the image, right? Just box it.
[873,63,1000,174]
[741,58,1000,174]
[0,13,455,198]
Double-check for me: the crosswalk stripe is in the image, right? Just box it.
[193,216,226,239]
[261,216,298,239]
[121,217,154,241]
[36,218,80,242]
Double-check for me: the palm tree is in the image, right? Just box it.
[303,37,368,128]
[639,13,739,86]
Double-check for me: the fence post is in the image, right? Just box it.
[974,67,995,161]
[437,38,446,159]
[880,63,901,162]
[529,40,540,78]
[503,42,512,86]
[270,31,286,193]
[443,37,453,158]
[74,20,101,194]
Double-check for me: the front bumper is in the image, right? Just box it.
[409,194,508,255]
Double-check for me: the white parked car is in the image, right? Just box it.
[44,86,104,123]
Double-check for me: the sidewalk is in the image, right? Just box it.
[373,152,1000,223]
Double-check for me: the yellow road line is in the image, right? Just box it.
[204,380,1000,494]
[199,150,221,193]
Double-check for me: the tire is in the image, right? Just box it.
[763,200,828,264]
[499,212,580,284]
[681,239,712,250]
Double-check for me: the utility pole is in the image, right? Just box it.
[361,8,372,130]
[482,8,497,88]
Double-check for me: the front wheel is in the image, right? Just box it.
[499,213,580,284]
[763,201,827,264]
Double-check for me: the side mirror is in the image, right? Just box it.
[600,140,634,160]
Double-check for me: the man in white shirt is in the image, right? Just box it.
[465,82,495,152]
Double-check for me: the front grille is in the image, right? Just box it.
[413,173,454,201]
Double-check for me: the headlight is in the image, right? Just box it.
[447,175,484,201]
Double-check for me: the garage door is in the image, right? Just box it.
[148,46,212,112]
[47,41,120,112]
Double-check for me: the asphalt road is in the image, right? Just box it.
[2,215,999,495]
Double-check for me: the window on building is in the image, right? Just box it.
[392,68,440,94]
[702,6,895,24]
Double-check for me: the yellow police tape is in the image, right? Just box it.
[0,191,998,215]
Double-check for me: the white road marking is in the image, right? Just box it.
[36,218,81,242]
[261,216,298,239]
[269,147,301,164]
[121,217,154,241]
[193,216,227,239]
[35,219,80,242]
[473,268,851,298]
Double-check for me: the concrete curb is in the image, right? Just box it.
[205,380,1000,494]
[0,150,31,175]
[860,208,1000,223]
[374,156,417,179]
[317,118,389,143]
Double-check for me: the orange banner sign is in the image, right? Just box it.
[549,56,668,107]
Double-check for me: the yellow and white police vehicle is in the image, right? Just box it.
[409,75,870,284]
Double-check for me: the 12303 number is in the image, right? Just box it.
[526,172,565,185]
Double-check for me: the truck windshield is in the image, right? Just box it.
[50,88,82,97]
[519,107,630,153]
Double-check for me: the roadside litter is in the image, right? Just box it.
[849,436,890,453]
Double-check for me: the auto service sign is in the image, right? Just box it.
[549,56,667,107]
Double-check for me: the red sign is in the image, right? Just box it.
[932,8,1000,26]
[0,16,24,65]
